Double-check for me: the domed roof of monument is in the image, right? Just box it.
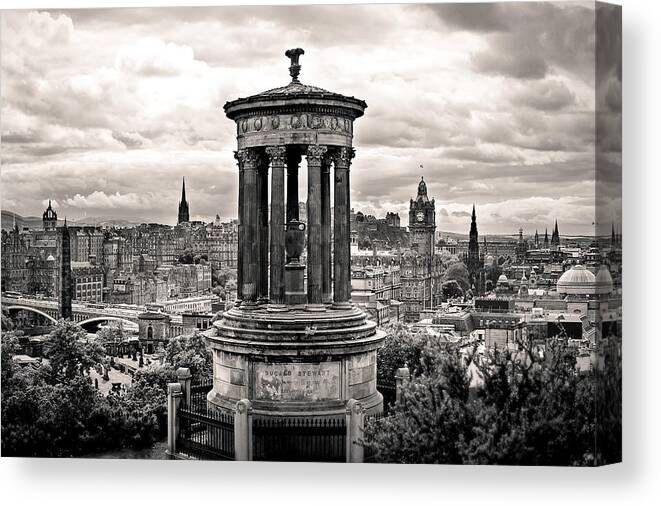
[556,265,596,295]
[224,48,366,120]
[595,265,614,294]
[497,274,508,283]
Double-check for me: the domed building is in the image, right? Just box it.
[594,264,614,295]
[495,273,511,294]
[556,265,596,296]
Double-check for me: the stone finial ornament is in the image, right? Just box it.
[285,47,305,82]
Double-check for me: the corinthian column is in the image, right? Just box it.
[306,144,327,308]
[321,155,332,303]
[332,147,354,307]
[266,146,286,305]
[236,148,262,305]
[257,159,269,302]
[234,151,244,304]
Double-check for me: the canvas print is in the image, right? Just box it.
[0,2,621,465]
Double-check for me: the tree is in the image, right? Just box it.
[366,338,617,466]
[441,280,464,300]
[1,321,169,457]
[165,332,212,383]
[45,320,105,382]
[96,321,127,355]
[1,330,21,386]
[443,262,471,291]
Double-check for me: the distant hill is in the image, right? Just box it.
[71,216,146,227]
[1,210,49,230]
[1,210,146,230]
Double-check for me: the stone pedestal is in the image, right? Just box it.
[206,306,384,420]
[284,263,306,306]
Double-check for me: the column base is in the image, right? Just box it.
[331,301,352,310]
[267,303,288,312]
[305,303,326,312]
[240,300,260,310]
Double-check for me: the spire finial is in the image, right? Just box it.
[285,48,305,83]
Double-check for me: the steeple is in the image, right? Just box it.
[178,177,190,224]
[469,204,478,238]
[551,219,560,247]
[43,199,58,231]
[544,228,549,247]
[416,176,429,202]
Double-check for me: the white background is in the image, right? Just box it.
[1,0,659,504]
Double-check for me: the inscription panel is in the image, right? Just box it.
[254,362,341,402]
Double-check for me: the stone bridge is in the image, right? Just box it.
[2,296,143,330]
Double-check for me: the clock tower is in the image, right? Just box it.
[402,176,437,321]
[409,176,436,257]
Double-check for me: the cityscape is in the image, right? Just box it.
[1,3,621,465]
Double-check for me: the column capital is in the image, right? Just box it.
[306,144,328,164]
[332,146,355,168]
[235,148,263,167]
[265,146,287,165]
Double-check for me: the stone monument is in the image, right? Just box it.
[206,49,385,424]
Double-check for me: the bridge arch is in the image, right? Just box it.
[78,316,138,330]
[4,305,58,324]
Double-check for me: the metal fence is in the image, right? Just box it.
[252,416,346,462]
[173,380,396,462]
[177,383,235,460]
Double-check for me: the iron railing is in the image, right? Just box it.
[177,383,235,460]
[252,416,346,462]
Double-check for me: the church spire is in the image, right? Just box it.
[551,219,560,247]
[178,177,190,224]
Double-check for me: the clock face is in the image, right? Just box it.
[416,211,424,222]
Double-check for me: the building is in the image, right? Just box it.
[401,176,440,321]
[551,220,560,249]
[464,205,485,294]
[42,200,57,231]
[59,221,72,319]
[351,262,402,326]
[178,177,190,224]
[71,259,104,302]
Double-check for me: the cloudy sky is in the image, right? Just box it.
[1,2,619,234]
